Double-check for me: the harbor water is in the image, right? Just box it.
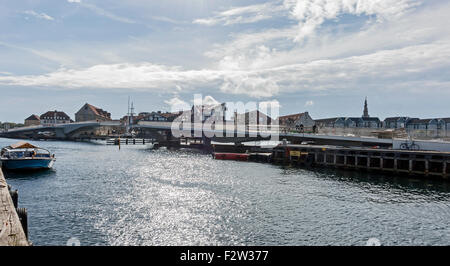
[2,138,450,246]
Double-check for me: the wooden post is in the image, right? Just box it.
[283,146,288,166]
[409,160,413,174]
[394,157,398,172]
[380,157,384,170]
[333,153,337,165]
[444,161,447,179]
[425,160,429,176]
[344,155,347,166]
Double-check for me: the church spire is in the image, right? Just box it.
[362,97,369,118]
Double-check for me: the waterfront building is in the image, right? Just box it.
[121,114,142,125]
[442,118,450,131]
[24,114,40,126]
[137,112,151,117]
[142,112,168,122]
[2,122,16,131]
[315,98,381,128]
[75,103,111,122]
[359,97,381,128]
[406,118,446,130]
[188,103,227,123]
[234,110,273,125]
[161,112,183,122]
[278,112,315,130]
[383,117,417,129]
[345,117,363,128]
[316,117,381,128]
[361,117,381,128]
[40,111,71,126]
[315,117,345,128]
[138,111,181,123]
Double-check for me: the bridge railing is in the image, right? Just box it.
[1,125,45,132]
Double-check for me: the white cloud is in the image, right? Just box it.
[202,95,220,106]
[193,2,285,26]
[2,39,449,98]
[23,10,54,21]
[205,27,298,62]
[2,0,449,102]
[203,0,446,75]
[164,96,190,112]
[194,0,419,41]
[259,100,281,109]
[195,0,420,48]
[285,0,420,41]
[202,0,425,75]
[164,95,220,112]
[220,75,280,98]
[68,1,136,24]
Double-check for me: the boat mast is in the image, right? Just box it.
[126,96,135,134]
[127,96,130,133]
[130,102,135,134]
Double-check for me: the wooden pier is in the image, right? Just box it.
[272,144,450,179]
[0,169,29,246]
[106,138,154,145]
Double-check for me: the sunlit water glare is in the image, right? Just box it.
[2,138,450,246]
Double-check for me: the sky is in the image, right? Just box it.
[0,0,449,122]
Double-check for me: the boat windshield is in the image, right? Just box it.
[2,148,51,159]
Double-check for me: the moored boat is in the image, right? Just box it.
[0,142,56,170]
[213,152,249,161]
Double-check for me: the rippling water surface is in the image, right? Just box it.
[2,138,450,246]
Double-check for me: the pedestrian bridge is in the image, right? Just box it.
[135,121,394,148]
[0,120,395,149]
[0,121,121,139]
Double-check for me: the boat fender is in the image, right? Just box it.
[16,208,28,240]
[10,190,18,209]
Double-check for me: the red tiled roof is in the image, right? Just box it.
[25,114,40,121]
[278,112,306,120]
[79,103,111,119]
[40,111,71,120]
[160,112,182,118]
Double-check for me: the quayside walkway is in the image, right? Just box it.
[0,169,28,246]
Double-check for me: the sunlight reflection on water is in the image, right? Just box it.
[3,139,450,246]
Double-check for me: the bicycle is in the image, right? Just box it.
[399,139,420,150]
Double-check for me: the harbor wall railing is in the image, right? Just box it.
[318,127,450,141]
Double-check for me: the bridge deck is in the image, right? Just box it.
[136,122,393,146]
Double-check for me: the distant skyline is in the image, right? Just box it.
[1,0,449,122]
